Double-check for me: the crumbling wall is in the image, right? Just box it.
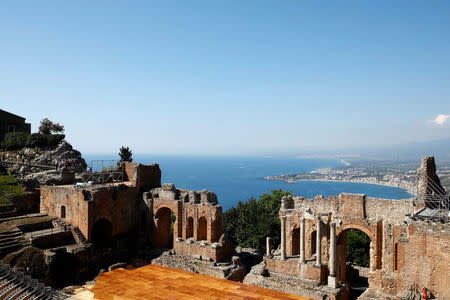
[124,162,161,192]
[143,183,230,262]
[259,186,449,300]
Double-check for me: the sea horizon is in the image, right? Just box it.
[83,153,413,210]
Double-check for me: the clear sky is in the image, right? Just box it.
[1,1,450,155]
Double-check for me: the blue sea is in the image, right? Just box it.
[84,154,413,211]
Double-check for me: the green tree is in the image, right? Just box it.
[118,146,133,163]
[223,189,292,254]
[346,229,370,267]
[38,118,65,135]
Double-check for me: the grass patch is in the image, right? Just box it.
[0,174,25,207]
[0,196,12,207]
[0,174,17,185]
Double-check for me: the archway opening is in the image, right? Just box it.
[154,207,176,248]
[186,217,194,239]
[291,227,300,256]
[337,228,371,300]
[92,219,113,249]
[197,216,207,241]
[60,206,66,218]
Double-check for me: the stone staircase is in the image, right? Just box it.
[0,261,66,300]
[0,229,28,258]
[0,193,17,221]
[71,226,87,245]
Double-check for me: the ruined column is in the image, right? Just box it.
[266,237,272,257]
[299,217,305,263]
[315,216,322,267]
[328,222,337,288]
[281,216,286,260]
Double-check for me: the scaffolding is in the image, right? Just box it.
[414,172,449,222]
[78,160,125,185]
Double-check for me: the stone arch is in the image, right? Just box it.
[339,224,374,241]
[186,216,194,239]
[291,227,300,256]
[197,216,207,241]
[92,218,113,249]
[336,227,372,299]
[154,207,177,248]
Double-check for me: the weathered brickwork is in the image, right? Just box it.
[40,163,162,248]
[40,162,231,262]
[143,183,231,262]
[257,168,450,300]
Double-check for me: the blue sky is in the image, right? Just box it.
[1,1,450,155]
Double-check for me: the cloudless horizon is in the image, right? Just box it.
[1,1,450,155]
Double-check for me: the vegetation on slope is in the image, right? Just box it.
[0,171,25,207]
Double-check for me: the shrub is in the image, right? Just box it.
[26,133,47,147]
[1,132,30,150]
[26,133,65,147]
[45,134,65,146]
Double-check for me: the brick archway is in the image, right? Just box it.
[338,224,374,241]
[186,216,194,239]
[197,216,207,241]
[154,207,177,248]
[336,225,373,298]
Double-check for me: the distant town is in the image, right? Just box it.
[265,159,450,195]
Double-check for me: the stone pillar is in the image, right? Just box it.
[299,217,305,263]
[266,237,272,257]
[328,222,337,288]
[315,216,321,267]
[281,216,286,260]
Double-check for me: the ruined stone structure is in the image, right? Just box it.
[245,157,450,300]
[40,162,231,262]
[40,163,161,249]
[144,183,232,262]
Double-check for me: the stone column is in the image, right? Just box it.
[281,216,286,260]
[266,237,272,257]
[299,217,305,263]
[328,222,337,288]
[315,216,322,267]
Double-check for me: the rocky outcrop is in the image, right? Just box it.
[22,168,75,188]
[24,140,86,173]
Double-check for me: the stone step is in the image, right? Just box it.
[0,231,22,238]
[0,236,25,244]
[0,238,27,248]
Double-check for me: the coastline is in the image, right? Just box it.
[265,177,415,196]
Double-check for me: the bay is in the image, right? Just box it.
[84,154,413,211]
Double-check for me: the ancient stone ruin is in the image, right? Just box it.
[244,157,450,299]
[2,156,449,299]
[145,183,232,262]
